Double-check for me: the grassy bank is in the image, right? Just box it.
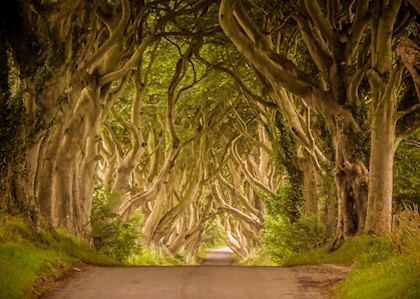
[335,252,420,298]
[0,215,116,299]
[284,210,420,299]
[128,249,181,266]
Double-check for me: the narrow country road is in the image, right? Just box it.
[41,248,349,299]
[202,247,235,265]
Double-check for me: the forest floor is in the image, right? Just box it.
[41,248,350,299]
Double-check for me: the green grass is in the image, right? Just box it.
[285,235,391,266]
[284,235,420,299]
[335,253,420,299]
[0,215,116,299]
[236,251,275,266]
[128,248,181,266]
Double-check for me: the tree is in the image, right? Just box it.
[219,0,419,243]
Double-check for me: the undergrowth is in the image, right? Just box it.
[0,214,116,299]
[128,248,180,266]
[91,186,144,262]
[90,186,181,265]
[285,206,420,299]
[252,190,327,265]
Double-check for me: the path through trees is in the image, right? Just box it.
[0,0,419,264]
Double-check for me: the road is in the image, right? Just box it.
[201,247,235,265]
[41,248,349,299]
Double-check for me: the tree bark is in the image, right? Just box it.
[298,148,318,215]
[364,0,404,234]
[365,109,395,233]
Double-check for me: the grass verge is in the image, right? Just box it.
[335,252,420,299]
[0,214,117,299]
[284,234,420,298]
[284,235,391,266]
[128,248,181,266]
[236,251,275,266]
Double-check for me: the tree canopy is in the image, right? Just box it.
[0,0,419,263]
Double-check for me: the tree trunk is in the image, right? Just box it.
[363,0,404,234]
[14,82,102,234]
[298,148,318,215]
[364,76,400,234]
[330,115,369,249]
[365,113,395,234]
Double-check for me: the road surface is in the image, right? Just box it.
[202,247,234,265]
[42,248,349,299]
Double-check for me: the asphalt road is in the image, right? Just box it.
[41,248,349,299]
[201,247,235,265]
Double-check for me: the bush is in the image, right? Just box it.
[261,214,327,264]
[262,187,303,223]
[90,185,143,262]
[237,251,274,266]
[284,235,392,267]
[259,189,327,264]
[261,215,293,263]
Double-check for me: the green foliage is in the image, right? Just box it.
[269,114,304,221]
[285,235,392,266]
[394,135,420,207]
[237,252,275,266]
[353,238,392,269]
[259,189,327,264]
[200,218,226,249]
[261,213,327,264]
[0,214,115,299]
[90,185,144,262]
[128,248,180,266]
[262,186,303,221]
[260,215,294,263]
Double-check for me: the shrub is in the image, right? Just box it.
[261,214,327,264]
[90,185,143,262]
[261,215,294,263]
[262,187,303,223]
[259,188,328,264]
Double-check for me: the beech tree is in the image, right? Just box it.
[2,0,418,263]
[219,0,419,244]
[0,0,216,233]
[364,0,419,233]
